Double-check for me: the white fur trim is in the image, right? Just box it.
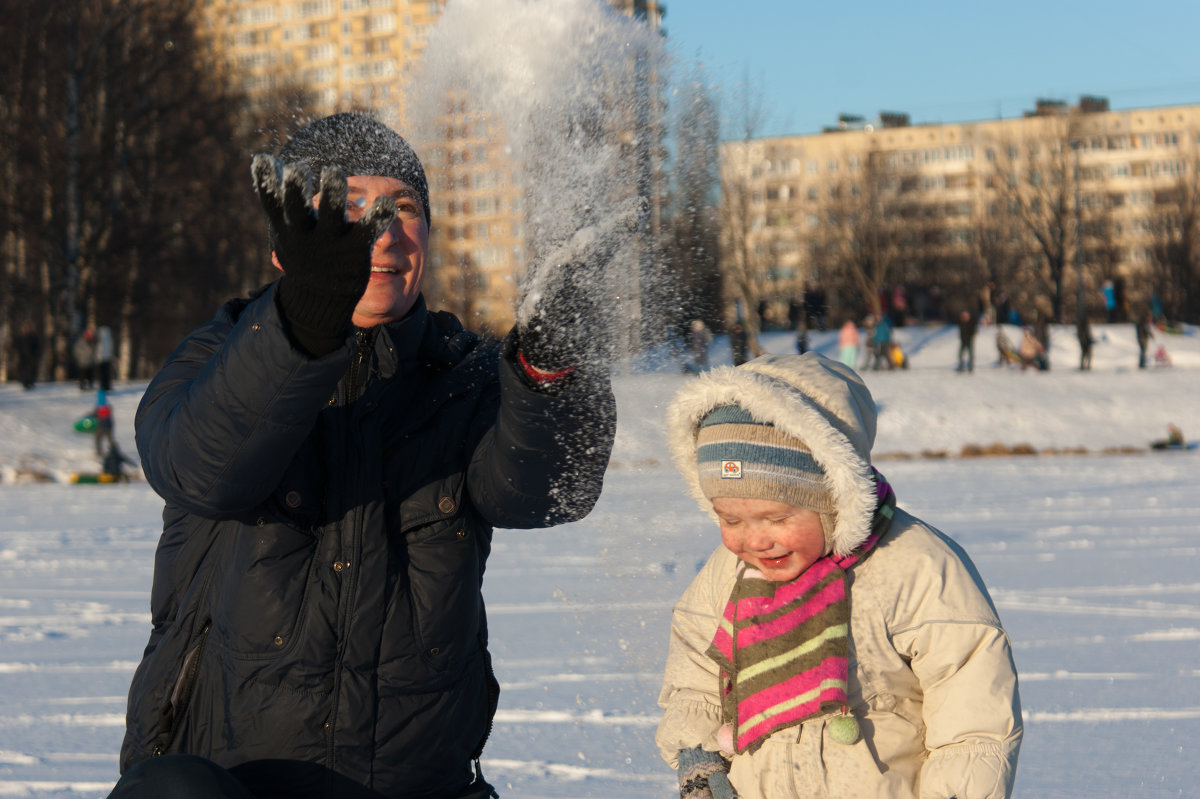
[667,354,877,557]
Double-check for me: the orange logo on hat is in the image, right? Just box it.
[721,460,743,478]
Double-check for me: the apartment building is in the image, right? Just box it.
[721,98,1200,325]
[199,0,441,112]
[197,0,664,334]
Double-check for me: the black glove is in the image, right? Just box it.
[515,197,646,381]
[251,154,397,356]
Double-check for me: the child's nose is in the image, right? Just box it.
[744,527,772,552]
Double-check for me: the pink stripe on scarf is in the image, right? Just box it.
[738,687,844,749]
[733,579,844,648]
[712,626,733,661]
[736,662,848,747]
[731,558,838,617]
[734,656,847,722]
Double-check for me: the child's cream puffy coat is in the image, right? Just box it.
[656,353,1021,798]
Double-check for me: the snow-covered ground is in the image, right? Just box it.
[1,320,1198,798]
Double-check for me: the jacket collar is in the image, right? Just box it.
[363,295,432,379]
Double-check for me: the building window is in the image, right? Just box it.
[366,13,397,32]
[307,43,335,61]
[295,0,333,18]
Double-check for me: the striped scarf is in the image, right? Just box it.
[707,469,896,755]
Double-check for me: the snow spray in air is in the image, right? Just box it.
[404,0,667,345]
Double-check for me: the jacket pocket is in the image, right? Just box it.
[152,618,211,756]
[377,477,487,688]
[208,518,319,657]
[403,513,485,676]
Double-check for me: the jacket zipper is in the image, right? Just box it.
[344,328,374,405]
[325,328,373,789]
[152,619,212,756]
[473,647,499,762]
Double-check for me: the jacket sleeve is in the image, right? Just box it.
[655,546,732,769]
[134,284,351,517]
[887,526,1023,799]
[463,336,616,529]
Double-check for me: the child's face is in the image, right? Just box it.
[712,497,826,582]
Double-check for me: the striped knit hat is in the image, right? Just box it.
[696,405,837,553]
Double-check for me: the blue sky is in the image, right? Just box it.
[661,0,1200,139]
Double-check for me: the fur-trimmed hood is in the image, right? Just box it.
[666,352,879,557]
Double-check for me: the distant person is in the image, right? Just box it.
[1113,277,1127,323]
[95,325,114,391]
[993,288,1012,326]
[787,297,802,331]
[101,441,136,482]
[1136,311,1155,369]
[75,328,96,390]
[93,389,114,457]
[995,327,1019,367]
[685,318,713,374]
[889,284,907,326]
[729,322,750,366]
[980,282,995,325]
[804,284,827,331]
[794,315,809,355]
[1151,423,1185,450]
[1101,279,1117,323]
[870,314,893,371]
[836,319,859,370]
[15,319,41,390]
[1077,315,1094,371]
[1018,327,1048,371]
[1033,312,1051,371]
[956,308,977,373]
[656,353,1022,799]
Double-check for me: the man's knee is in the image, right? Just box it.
[108,755,254,799]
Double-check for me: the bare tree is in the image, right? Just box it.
[717,73,772,348]
[1145,162,1200,323]
[0,0,277,381]
[809,146,913,322]
[991,116,1081,321]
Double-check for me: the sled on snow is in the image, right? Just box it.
[1150,424,1192,451]
[69,472,124,484]
[1150,441,1198,452]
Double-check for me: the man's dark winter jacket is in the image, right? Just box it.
[121,285,616,798]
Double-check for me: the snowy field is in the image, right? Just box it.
[1,320,1198,798]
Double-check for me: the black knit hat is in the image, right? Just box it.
[278,112,430,226]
